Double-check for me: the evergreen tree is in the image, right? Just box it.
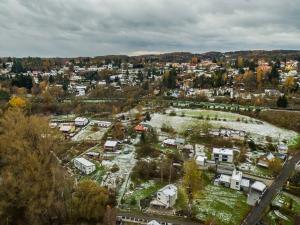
[48,75,54,83]
[277,95,288,108]
[11,59,25,73]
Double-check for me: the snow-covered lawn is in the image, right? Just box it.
[263,192,300,225]
[146,110,297,141]
[71,124,108,141]
[193,185,249,225]
[122,181,164,209]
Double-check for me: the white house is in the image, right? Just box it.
[147,220,160,225]
[104,140,118,151]
[247,181,267,206]
[196,155,207,166]
[97,121,112,128]
[278,144,288,154]
[75,117,89,126]
[230,170,243,190]
[215,169,250,192]
[74,157,96,175]
[162,138,177,147]
[150,184,178,208]
[212,148,234,163]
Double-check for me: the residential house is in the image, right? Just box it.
[215,169,250,192]
[162,139,177,148]
[278,144,288,154]
[196,155,207,166]
[75,117,89,126]
[147,220,160,225]
[74,157,96,175]
[104,140,118,151]
[257,152,275,168]
[247,181,267,206]
[134,124,148,133]
[212,148,234,163]
[59,123,75,133]
[150,184,178,209]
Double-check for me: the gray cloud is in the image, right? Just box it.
[0,0,299,57]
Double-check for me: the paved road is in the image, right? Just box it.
[117,211,202,225]
[242,153,300,225]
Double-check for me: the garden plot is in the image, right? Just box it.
[193,185,250,225]
[147,111,297,141]
[122,180,164,209]
[71,123,108,141]
[169,108,250,121]
[101,147,137,196]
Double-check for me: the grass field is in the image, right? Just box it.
[193,185,250,225]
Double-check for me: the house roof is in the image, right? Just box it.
[74,157,95,167]
[75,117,88,122]
[104,140,118,147]
[213,148,234,156]
[148,220,160,225]
[163,139,176,146]
[158,184,177,196]
[231,170,243,181]
[251,181,266,192]
[134,124,147,132]
[219,174,231,183]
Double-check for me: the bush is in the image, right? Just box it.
[169,111,177,116]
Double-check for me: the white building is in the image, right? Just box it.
[150,184,178,208]
[230,170,243,190]
[196,155,207,166]
[75,117,89,126]
[74,157,96,175]
[278,144,288,154]
[104,140,118,151]
[147,220,160,225]
[215,169,250,192]
[212,148,234,163]
[247,181,267,206]
[97,121,112,127]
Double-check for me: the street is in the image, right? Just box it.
[242,153,300,225]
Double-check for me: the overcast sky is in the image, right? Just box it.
[0,0,299,57]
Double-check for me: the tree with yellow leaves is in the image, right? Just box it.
[8,96,27,108]
[284,76,296,93]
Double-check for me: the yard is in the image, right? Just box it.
[71,122,109,141]
[193,184,250,225]
[122,181,165,209]
[263,192,300,225]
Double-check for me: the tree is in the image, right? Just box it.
[284,76,296,93]
[269,158,282,176]
[0,109,72,225]
[8,96,27,108]
[0,90,10,101]
[162,69,177,89]
[277,95,288,108]
[48,75,55,83]
[70,180,110,223]
[268,65,280,83]
[11,74,33,90]
[183,160,203,199]
[11,59,25,73]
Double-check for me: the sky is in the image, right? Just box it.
[0,0,299,57]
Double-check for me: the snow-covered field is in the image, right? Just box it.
[146,109,297,141]
[193,185,249,225]
[72,124,108,141]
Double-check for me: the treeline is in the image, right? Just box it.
[258,110,300,133]
[0,109,116,225]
